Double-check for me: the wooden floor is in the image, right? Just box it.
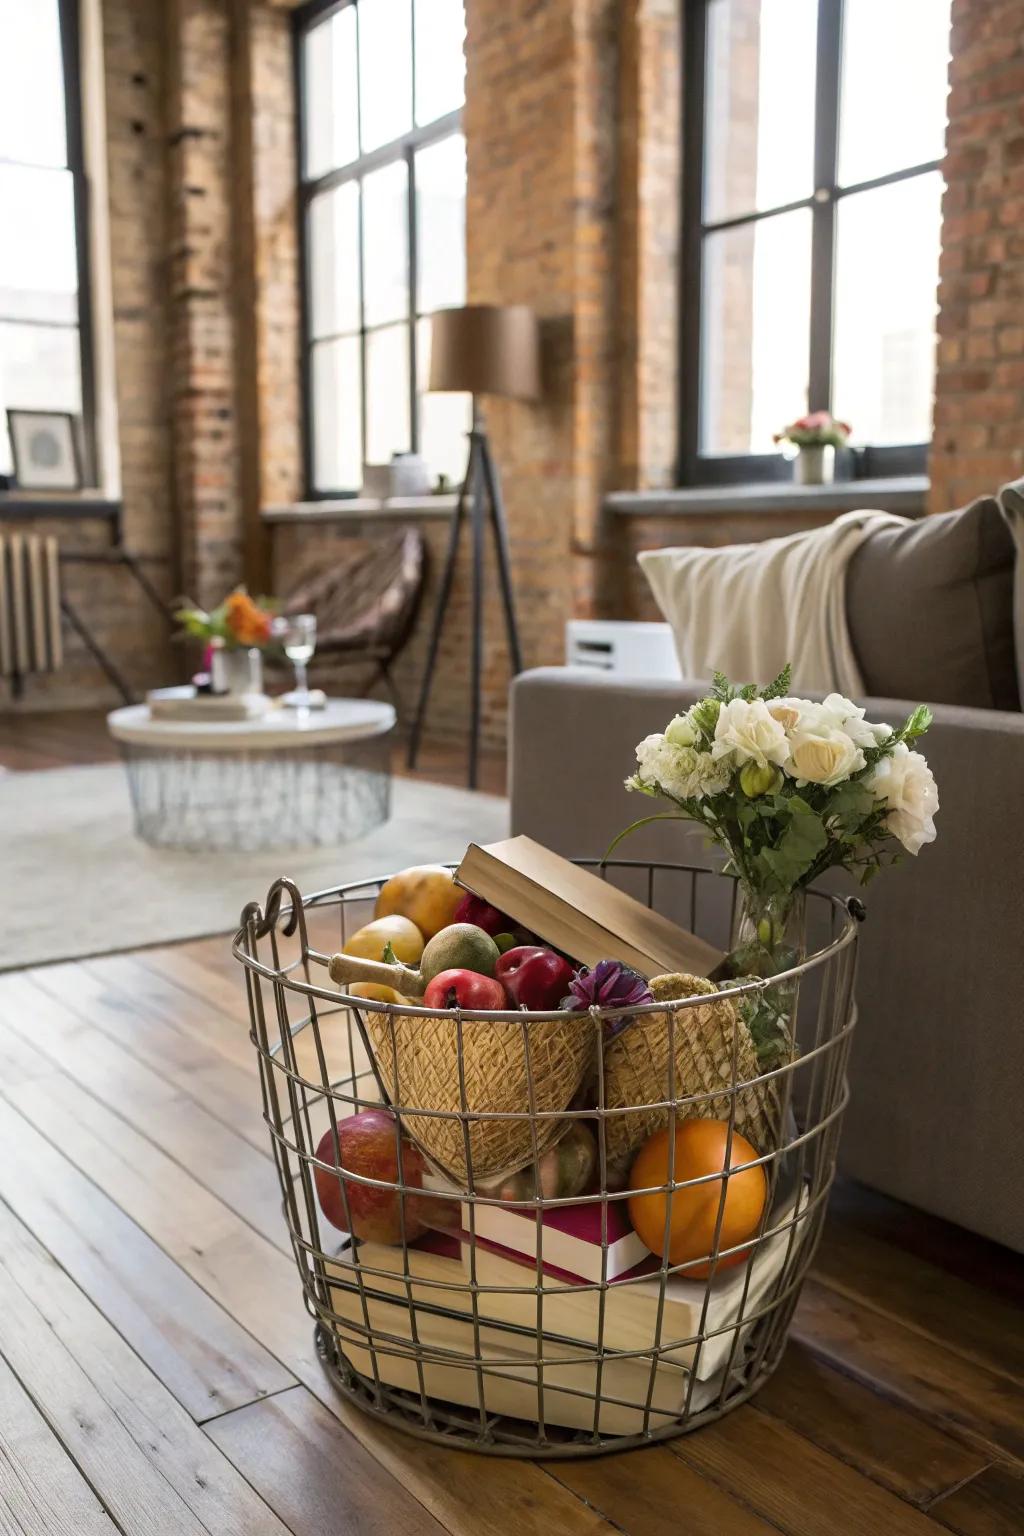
[1,711,1023,1534]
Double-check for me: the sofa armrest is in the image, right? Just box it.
[510,666,1024,1251]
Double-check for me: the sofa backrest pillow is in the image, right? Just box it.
[845,492,1019,712]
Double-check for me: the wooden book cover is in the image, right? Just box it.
[455,835,723,978]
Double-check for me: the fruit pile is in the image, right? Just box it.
[317,862,769,1277]
[330,864,577,1013]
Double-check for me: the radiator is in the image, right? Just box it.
[0,534,63,677]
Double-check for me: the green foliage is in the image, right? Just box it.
[621,664,935,900]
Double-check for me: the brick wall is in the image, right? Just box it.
[929,0,1024,513]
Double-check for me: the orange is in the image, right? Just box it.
[374,865,463,939]
[628,1120,766,1278]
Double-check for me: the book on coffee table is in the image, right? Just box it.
[455,835,723,977]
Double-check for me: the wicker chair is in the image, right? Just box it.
[278,529,426,714]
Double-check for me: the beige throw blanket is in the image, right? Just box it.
[638,509,910,695]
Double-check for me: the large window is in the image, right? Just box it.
[682,0,952,484]
[0,0,93,485]
[297,0,469,497]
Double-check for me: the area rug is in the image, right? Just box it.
[1,764,509,970]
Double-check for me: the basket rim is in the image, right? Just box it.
[231,858,859,1023]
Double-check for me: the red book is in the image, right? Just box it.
[459,1196,650,1283]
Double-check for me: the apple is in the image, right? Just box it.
[422,968,507,1010]
[314,1109,432,1243]
[452,891,513,937]
[496,945,575,1010]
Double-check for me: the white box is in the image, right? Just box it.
[565,619,681,679]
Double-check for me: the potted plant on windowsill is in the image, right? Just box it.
[774,410,852,486]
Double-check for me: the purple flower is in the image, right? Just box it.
[561,960,653,1035]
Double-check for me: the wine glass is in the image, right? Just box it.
[276,613,317,706]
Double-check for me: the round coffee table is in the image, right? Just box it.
[107,698,396,851]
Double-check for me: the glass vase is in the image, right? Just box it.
[210,640,263,696]
[724,884,806,1087]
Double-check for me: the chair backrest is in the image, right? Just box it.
[284,528,426,657]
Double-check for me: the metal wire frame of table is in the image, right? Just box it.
[118,734,391,852]
[233,860,860,1457]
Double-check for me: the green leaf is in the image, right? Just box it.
[381,941,398,965]
[760,663,793,701]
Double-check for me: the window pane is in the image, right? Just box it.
[414,0,466,126]
[309,183,360,339]
[839,0,951,187]
[311,335,363,491]
[0,166,78,323]
[833,174,942,446]
[359,0,413,154]
[362,159,409,327]
[700,207,812,453]
[303,7,359,178]
[703,0,817,224]
[365,323,410,462]
[0,321,81,474]
[415,134,466,314]
[0,0,67,168]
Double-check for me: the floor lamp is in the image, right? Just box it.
[407,304,541,789]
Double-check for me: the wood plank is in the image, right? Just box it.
[1,1051,617,1536]
[793,1280,1024,1466]
[814,1213,1024,1385]
[929,1463,1024,1536]
[29,962,269,1153]
[670,1402,942,1536]
[826,1182,1024,1310]
[0,1203,291,1536]
[756,1341,988,1506]
[0,1095,294,1422]
[546,1442,781,1536]
[0,1355,120,1536]
[205,1385,449,1536]
[0,982,285,1250]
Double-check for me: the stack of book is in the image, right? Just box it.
[324,1191,803,1436]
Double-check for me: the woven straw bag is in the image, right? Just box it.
[364,1008,595,1186]
[600,974,773,1172]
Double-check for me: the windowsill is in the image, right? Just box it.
[0,489,121,521]
[605,476,929,518]
[262,495,458,524]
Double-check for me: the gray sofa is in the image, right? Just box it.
[508,496,1024,1252]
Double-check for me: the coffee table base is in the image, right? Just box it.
[118,735,391,851]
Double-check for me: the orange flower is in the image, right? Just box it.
[224,589,272,647]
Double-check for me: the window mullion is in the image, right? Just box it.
[407,144,418,454]
[808,0,843,413]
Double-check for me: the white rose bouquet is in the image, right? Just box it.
[610,667,938,1064]
[617,665,938,888]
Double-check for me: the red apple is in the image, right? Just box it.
[452,891,513,937]
[496,945,575,1010]
[422,968,507,1010]
[314,1110,431,1243]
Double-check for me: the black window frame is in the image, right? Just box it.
[679,0,944,487]
[294,0,465,500]
[0,0,96,492]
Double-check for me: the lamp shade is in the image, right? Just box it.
[427,304,541,400]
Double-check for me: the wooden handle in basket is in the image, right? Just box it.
[327,951,426,997]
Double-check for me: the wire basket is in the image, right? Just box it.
[233,860,859,1458]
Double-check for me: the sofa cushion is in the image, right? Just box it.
[997,479,1024,701]
[845,492,1020,711]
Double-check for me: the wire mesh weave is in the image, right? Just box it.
[233,860,859,1457]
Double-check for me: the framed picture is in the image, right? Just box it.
[6,410,83,492]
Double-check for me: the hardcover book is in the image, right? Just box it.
[455,835,723,978]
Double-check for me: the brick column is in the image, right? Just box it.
[165,0,243,606]
[929,0,1024,513]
